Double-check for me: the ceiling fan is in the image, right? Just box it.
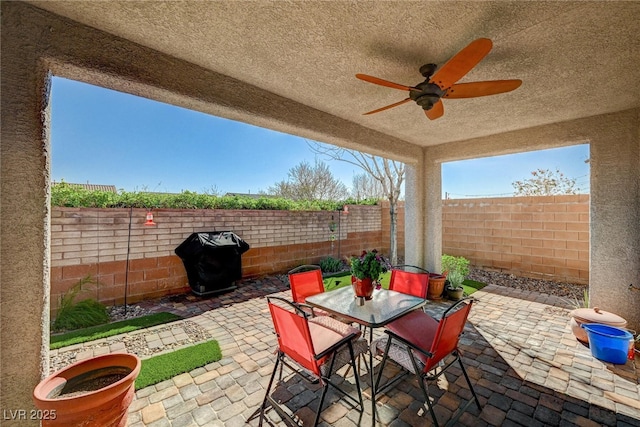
[356,38,522,120]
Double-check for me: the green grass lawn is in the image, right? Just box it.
[323,272,486,296]
[135,340,222,390]
[50,312,183,349]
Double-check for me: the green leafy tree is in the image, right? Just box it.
[267,159,350,200]
[512,168,578,196]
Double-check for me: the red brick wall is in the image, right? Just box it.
[50,205,387,313]
[442,195,589,284]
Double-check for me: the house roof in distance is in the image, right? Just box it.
[53,181,117,193]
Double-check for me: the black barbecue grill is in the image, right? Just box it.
[175,231,250,296]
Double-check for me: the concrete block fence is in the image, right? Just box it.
[50,195,588,315]
[443,194,590,285]
[50,205,393,313]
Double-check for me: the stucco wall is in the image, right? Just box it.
[2,1,638,419]
[589,110,640,333]
[1,3,52,420]
[417,110,640,332]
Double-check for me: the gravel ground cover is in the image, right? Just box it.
[468,268,587,301]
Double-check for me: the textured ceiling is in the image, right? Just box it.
[29,1,640,148]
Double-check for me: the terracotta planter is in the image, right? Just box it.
[33,353,141,427]
[427,274,446,300]
[569,307,627,344]
[352,277,374,300]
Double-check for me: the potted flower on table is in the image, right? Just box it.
[350,249,389,300]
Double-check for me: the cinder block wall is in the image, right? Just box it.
[50,205,385,312]
[50,195,590,315]
[442,195,589,284]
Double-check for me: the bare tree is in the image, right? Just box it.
[512,168,579,196]
[352,173,385,201]
[268,159,350,200]
[309,142,404,265]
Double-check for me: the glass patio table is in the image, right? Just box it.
[305,286,427,425]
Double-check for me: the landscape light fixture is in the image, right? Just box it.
[144,210,156,226]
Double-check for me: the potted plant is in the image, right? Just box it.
[33,353,141,426]
[350,249,389,300]
[445,269,465,301]
[441,254,470,279]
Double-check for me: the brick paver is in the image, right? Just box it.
[65,276,639,426]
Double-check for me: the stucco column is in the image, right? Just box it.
[422,149,443,273]
[1,4,51,423]
[589,110,640,331]
[404,159,424,266]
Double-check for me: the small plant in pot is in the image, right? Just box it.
[441,254,470,279]
[445,270,465,301]
[350,249,389,300]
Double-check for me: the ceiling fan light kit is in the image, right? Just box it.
[356,38,522,120]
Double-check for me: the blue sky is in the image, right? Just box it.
[51,77,589,197]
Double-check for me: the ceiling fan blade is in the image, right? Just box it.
[363,98,412,115]
[429,38,493,90]
[425,100,444,120]
[444,80,522,99]
[356,74,413,91]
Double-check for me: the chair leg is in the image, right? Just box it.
[374,335,392,393]
[259,353,282,427]
[347,340,364,411]
[458,356,481,410]
[313,382,330,427]
[313,350,339,427]
[417,375,439,427]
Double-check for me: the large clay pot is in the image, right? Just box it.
[352,277,374,300]
[33,353,141,427]
[427,274,446,300]
[569,307,627,344]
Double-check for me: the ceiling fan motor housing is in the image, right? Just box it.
[410,82,444,110]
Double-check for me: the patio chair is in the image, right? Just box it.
[372,298,481,427]
[288,265,329,317]
[389,264,430,298]
[259,296,367,427]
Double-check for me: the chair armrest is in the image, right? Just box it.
[314,332,359,360]
[384,329,434,359]
[266,296,311,318]
[292,302,318,317]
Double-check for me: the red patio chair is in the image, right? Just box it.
[259,296,367,427]
[288,265,331,317]
[389,264,430,298]
[372,298,481,427]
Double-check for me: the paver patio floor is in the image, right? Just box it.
[90,277,639,426]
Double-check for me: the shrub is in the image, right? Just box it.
[53,275,109,331]
[51,182,379,211]
[441,254,470,278]
[53,299,109,332]
[319,257,345,273]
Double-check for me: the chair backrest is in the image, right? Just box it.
[267,297,320,375]
[289,267,324,303]
[389,268,429,299]
[424,298,473,372]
